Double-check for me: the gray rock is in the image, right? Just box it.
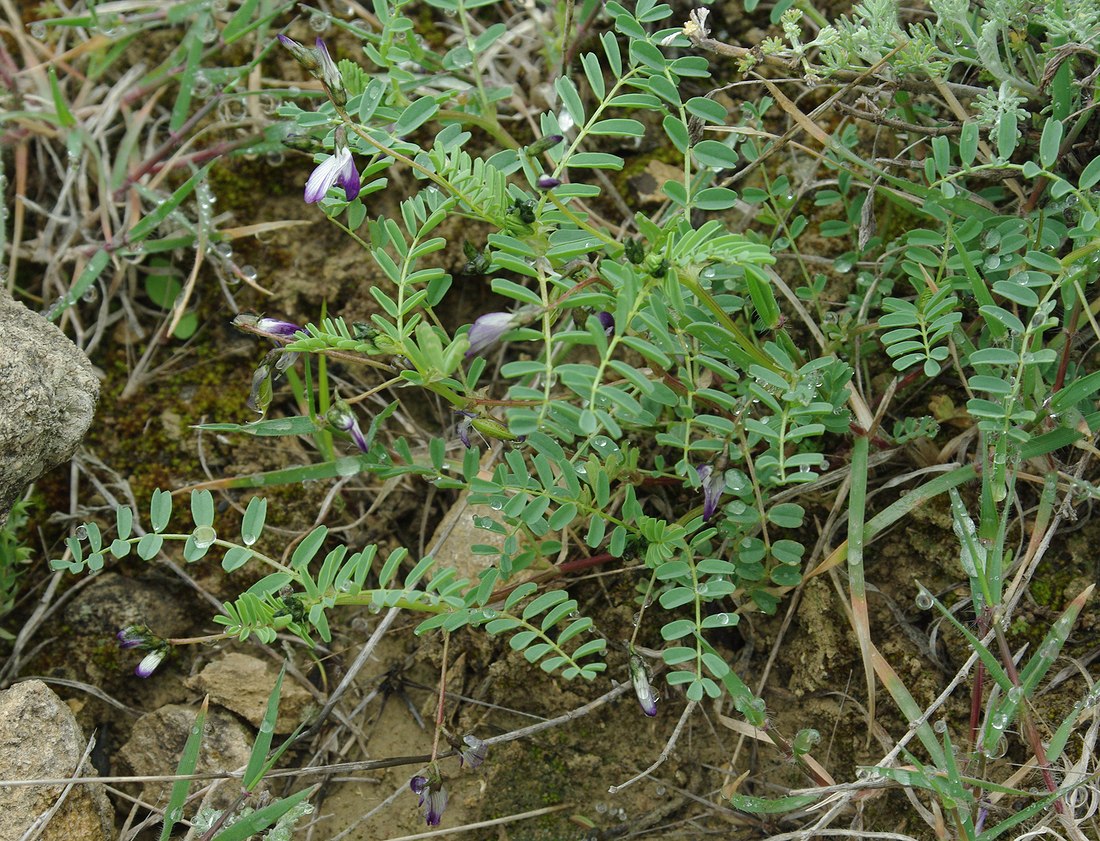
[0,291,99,526]
[119,703,257,811]
[186,653,314,734]
[0,680,113,841]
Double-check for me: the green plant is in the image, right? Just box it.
[38,0,1100,836]
[0,500,34,639]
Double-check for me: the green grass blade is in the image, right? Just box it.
[243,667,283,790]
[158,696,208,841]
[847,434,875,736]
[128,164,213,243]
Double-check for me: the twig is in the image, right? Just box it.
[379,804,569,841]
[607,700,697,794]
[832,99,961,135]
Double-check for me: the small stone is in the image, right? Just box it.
[0,681,113,841]
[0,291,99,526]
[186,653,314,734]
[119,703,258,810]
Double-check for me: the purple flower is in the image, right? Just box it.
[459,735,488,768]
[537,175,562,189]
[595,311,614,335]
[305,144,360,204]
[135,647,167,678]
[326,401,368,452]
[410,773,447,826]
[696,464,724,521]
[312,38,347,105]
[255,318,302,337]
[629,652,657,716]
[116,626,147,650]
[455,411,475,448]
[465,311,516,357]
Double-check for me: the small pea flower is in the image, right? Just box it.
[135,646,168,679]
[116,625,149,650]
[465,311,518,357]
[595,311,615,335]
[326,401,369,453]
[536,175,562,189]
[629,650,657,716]
[304,128,360,204]
[410,770,447,826]
[695,464,724,521]
[455,411,475,449]
[255,317,302,337]
[459,735,488,768]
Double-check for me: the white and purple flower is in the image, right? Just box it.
[696,464,725,521]
[459,735,488,768]
[255,317,303,337]
[135,647,167,679]
[116,625,148,650]
[304,142,360,204]
[410,773,448,826]
[326,401,369,453]
[465,311,517,357]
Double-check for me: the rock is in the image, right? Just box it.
[0,290,99,526]
[186,653,314,734]
[119,703,256,810]
[627,160,684,206]
[0,680,113,841]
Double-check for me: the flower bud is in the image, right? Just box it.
[526,134,564,156]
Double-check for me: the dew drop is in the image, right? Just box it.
[335,457,360,477]
[984,253,1002,271]
[309,12,329,31]
[982,735,1008,759]
[915,588,934,611]
[30,22,47,39]
[240,265,258,282]
[214,241,233,259]
[192,525,217,549]
[933,719,947,733]
[82,286,99,304]
[75,525,88,540]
